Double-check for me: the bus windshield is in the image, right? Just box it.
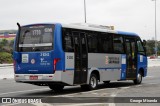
[18,25,54,52]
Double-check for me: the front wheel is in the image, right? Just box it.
[133,71,142,84]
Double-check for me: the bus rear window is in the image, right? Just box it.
[18,25,54,52]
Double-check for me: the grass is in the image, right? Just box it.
[0,52,13,63]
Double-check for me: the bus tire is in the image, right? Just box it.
[88,74,98,90]
[133,71,142,84]
[48,84,64,92]
[81,74,98,91]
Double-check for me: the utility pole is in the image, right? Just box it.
[84,0,87,23]
[152,0,157,57]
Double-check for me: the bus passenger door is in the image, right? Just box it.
[125,38,137,79]
[73,32,88,84]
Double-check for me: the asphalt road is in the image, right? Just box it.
[0,67,160,106]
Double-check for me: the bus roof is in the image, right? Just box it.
[21,23,139,37]
[61,23,139,37]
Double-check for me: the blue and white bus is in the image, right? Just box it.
[13,23,147,91]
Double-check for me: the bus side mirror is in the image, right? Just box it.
[143,40,146,46]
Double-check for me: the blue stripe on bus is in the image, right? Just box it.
[65,67,121,71]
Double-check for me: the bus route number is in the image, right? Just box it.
[40,53,49,57]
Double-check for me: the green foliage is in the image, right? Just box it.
[0,39,13,63]
[0,39,8,46]
[145,40,160,56]
[0,52,13,63]
[0,39,13,53]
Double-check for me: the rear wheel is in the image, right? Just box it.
[48,84,64,92]
[81,74,98,91]
[133,71,142,84]
[89,74,98,89]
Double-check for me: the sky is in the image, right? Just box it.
[0,0,160,40]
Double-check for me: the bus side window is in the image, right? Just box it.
[113,35,124,53]
[87,32,98,53]
[137,39,145,55]
[98,33,112,53]
[63,29,74,52]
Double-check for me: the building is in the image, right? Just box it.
[0,30,17,41]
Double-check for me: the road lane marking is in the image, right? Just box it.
[0,88,49,96]
[52,87,115,97]
[148,83,159,85]
[135,85,142,87]
[146,76,153,78]
[119,87,130,89]
[92,93,98,95]
[110,85,130,106]
[110,86,130,97]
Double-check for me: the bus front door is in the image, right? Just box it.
[125,38,137,79]
[73,32,88,84]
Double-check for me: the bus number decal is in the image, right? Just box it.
[32,30,41,36]
[39,53,50,66]
[44,28,52,32]
[40,53,49,57]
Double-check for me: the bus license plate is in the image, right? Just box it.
[30,76,38,80]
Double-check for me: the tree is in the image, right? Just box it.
[1,39,8,46]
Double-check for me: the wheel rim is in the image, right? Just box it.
[137,73,142,82]
[90,76,96,88]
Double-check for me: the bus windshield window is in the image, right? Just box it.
[18,25,54,52]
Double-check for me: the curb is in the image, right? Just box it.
[0,65,13,67]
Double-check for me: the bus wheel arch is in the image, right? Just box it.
[81,70,100,91]
[91,70,100,82]
[139,68,144,77]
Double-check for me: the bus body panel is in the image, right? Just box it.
[87,53,122,82]
[13,24,64,83]
[62,52,75,85]
[53,24,65,71]
[121,54,127,80]
[137,54,147,77]
[14,51,54,74]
